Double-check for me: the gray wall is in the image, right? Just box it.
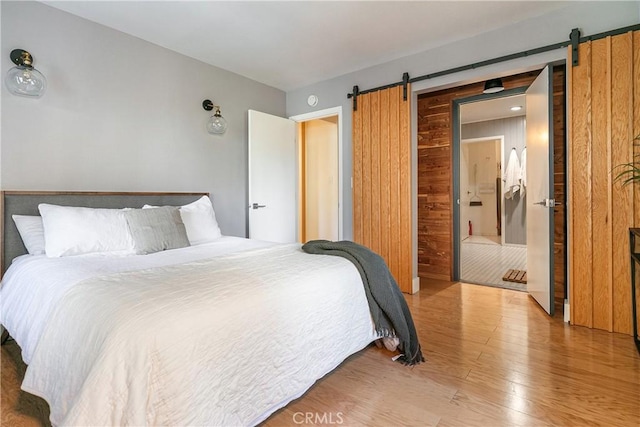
[286,1,640,241]
[462,117,527,245]
[1,1,286,237]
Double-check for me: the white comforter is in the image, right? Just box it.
[1,238,377,426]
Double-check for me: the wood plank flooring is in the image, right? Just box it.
[2,279,639,426]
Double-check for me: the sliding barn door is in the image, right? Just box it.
[353,86,412,293]
[568,30,640,334]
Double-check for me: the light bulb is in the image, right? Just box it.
[206,108,227,135]
[5,65,47,98]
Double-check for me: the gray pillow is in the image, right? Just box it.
[124,206,190,255]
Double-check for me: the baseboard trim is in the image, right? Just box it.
[564,299,570,323]
[412,277,420,294]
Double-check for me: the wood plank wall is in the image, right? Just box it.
[353,86,413,293]
[417,68,567,310]
[568,31,639,334]
[553,67,567,311]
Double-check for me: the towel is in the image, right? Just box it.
[519,147,527,197]
[503,148,521,199]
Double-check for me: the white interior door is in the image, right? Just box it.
[248,110,297,243]
[525,66,554,315]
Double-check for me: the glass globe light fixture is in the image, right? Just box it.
[206,107,228,135]
[5,49,47,98]
[202,99,227,135]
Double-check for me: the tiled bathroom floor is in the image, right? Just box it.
[460,237,527,291]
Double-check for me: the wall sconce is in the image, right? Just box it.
[202,99,228,135]
[5,49,47,98]
[483,78,504,94]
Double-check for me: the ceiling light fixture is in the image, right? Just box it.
[483,78,504,94]
[4,49,47,98]
[202,99,228,135]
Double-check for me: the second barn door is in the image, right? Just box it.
[352,86,412,293]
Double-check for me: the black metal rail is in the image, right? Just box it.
[347,23,640,110]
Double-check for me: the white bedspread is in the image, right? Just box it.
[3,239,377,426]
[1,236,275,364]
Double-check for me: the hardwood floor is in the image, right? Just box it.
[2,279,639,426]
[267,280,640,426]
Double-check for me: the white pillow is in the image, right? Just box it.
[12,215,46,255]
[38,204,135,257]
[143,196,222,245]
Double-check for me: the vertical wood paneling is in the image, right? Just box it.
[566,50,575,323]
[635,32,640,237]
[552,66,567,311]
[389,87,401,279]
[352,86,412,293]
[361,93,372,248]
[353,96,363,243]
[370,92,381,254]
[590,38,613,331]
[569,30,639,335]
[379,89,391,266]
[400,84,412,289]
[571,42,594,328]
[416,147,451,278]
[610,33,633,334]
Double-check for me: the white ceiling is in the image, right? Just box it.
[42,1,570,92]
[460,94,526,124]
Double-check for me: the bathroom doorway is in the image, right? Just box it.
[460,136,502,244]
[457,94,528,291]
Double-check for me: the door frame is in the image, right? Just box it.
[289,107,344,240]
[451,87,528,282]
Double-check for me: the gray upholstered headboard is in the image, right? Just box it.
[1,191,208,277]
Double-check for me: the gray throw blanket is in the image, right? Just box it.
[302,240,424,366]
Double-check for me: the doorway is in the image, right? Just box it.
[247,107,343,244]
[457,95,529,291]
[290,107,344,243]
[415,66,567,315]
[297,117,339,242]
[450,67,557,315]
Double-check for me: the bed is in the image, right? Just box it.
[0,191,380,426]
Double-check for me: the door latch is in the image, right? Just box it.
[534,198,556,208]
